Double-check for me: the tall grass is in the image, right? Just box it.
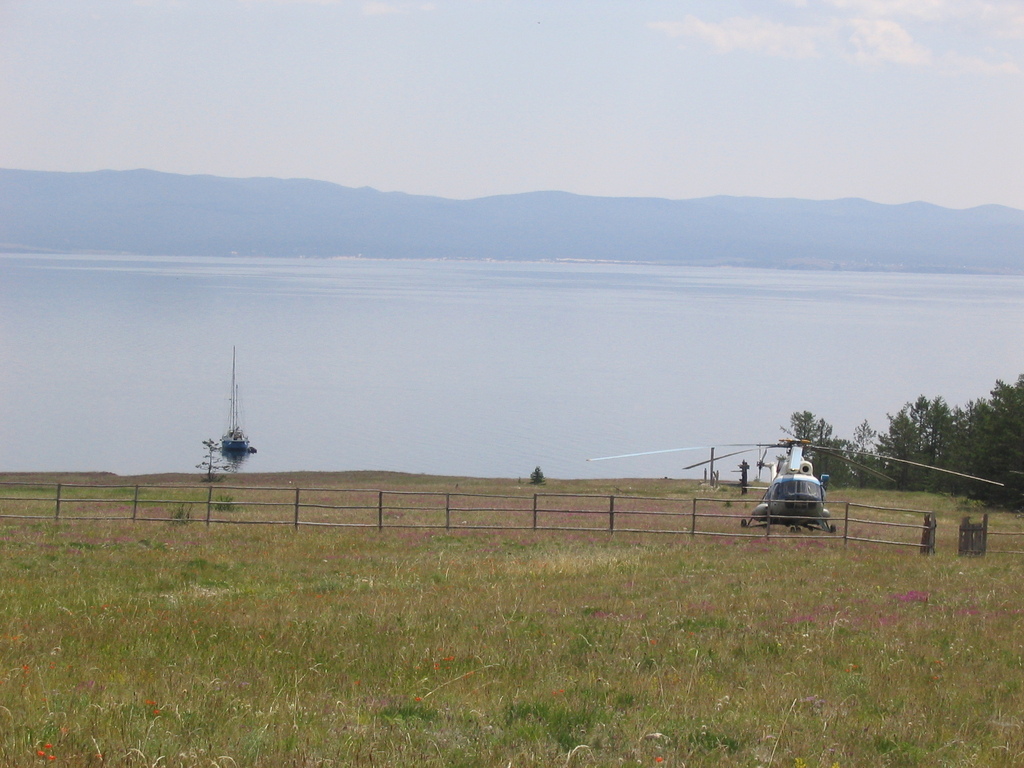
[0,476,1022,766]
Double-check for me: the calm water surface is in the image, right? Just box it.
[1,254,1023,479]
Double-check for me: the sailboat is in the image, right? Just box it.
[221,347,256,456]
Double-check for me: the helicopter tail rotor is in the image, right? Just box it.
[755,445,770,480]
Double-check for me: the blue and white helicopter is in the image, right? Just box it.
[590,438,1002,533]
[742,439,837,532]
[590,439,839,532]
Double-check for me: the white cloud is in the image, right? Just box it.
[237,0,348,5]
[651,4,1021,75]
[941,49,1021,73]
[848,18,934,65]
[824,0,952,21]
[982,4,1024,39]
[649,15,829,59]
[363,2,401,14]
[240,1,437,12]
[362,1,435,14]
[823,0,1024,33]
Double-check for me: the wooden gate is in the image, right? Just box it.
[958,514,988,556]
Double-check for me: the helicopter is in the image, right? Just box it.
[742,439,835,532]
[590,439,838,532]
[590,438,1003,534]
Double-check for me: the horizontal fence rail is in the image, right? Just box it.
[0,481,958,553]
[985,529,1024,555]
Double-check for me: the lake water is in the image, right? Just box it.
[1,254,1023,479]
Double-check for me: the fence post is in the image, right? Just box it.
[691,498,697,536]
[445,493,451,530]
[54,483,61,521]
[205,485,213,526]
[293,487,301,530]
[132,485,139,521]
[765,508,771,539]
[532,494,538,530]
[608,495,615,532]
[919,512,936,555]
[843,502,849,547]
[377,491,384,530]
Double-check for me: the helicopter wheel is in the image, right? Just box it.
[740,519,748,528]
[829,524,837,533]
[789,525,800,533]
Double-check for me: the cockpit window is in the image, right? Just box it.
[771,480,823,501]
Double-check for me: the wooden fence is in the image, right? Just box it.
[959,513,1024,556]
[0,480,948,552]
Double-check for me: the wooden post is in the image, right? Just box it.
[843,502,850,547]
[445,493,451,530]
[919,512,936,555]
[54,483,61,521]
[293,487,301,530]
[608,495,615,533]
[205,485,213,526]
[532,494,538,530]
[132,485,139,522]
[377,491,384,530]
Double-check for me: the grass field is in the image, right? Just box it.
[1,473,1023,767]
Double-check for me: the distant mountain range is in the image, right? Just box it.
[2,168,1023,272]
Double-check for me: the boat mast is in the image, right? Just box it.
[228,347,240,435]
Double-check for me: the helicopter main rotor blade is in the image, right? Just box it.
[682,448,756,470]
[588,444,755,462]
[880,457,1004,486]
[588,446,707,462]
[807,444,1004,487]
[812,447,894,483]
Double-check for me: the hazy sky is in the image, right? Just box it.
[2,0,1022,209]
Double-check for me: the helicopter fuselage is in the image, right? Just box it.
[743,441,836,532]
[746,472,834,531]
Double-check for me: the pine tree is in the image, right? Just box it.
[197,438,231,482]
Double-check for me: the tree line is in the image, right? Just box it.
[788,374,1024,506]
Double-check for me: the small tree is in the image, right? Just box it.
[529,466,546,485]
[197,438,231,482]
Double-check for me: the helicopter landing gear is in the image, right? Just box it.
[740,517,836,533]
